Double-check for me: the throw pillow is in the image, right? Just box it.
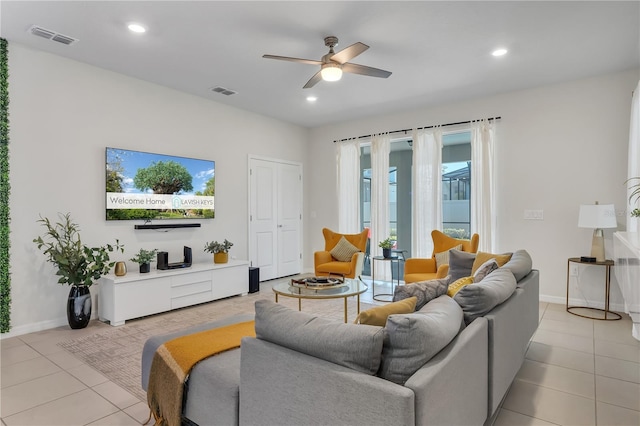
[378,295,463,385]
[354,297,417,326]
[473,258,499,283]
[392,277,449,310]
[501,249,533,282]
[453,268,517,324]
[471,251,512,275]
[330,236,360,262]
[254,300,385,375]
[447,276,474,297]
[434,244,462,268]
[448,249,476,281]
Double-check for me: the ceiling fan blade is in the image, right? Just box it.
[330,42,369,64]
[342,63,392,78]
[263,54,322,66]
[303,71,323,89]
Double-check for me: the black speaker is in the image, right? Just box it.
[183,246,192,265]
[157,251,169,270]
[249,267,259,293]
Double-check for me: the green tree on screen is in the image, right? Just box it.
[133,161,193,194]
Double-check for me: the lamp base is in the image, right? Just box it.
[590,228,605,262]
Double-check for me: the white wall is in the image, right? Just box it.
[7,44,308,336]
[306,68,639,309]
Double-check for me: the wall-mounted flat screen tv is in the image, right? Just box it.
[106,147,215,221]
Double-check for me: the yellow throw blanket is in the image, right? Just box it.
[147,320,256,426]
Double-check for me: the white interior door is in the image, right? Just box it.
[249,157,302,281]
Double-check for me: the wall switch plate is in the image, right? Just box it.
[523,209,544,220]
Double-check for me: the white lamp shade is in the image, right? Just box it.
[321,63,342,82]
[578,204,617,229]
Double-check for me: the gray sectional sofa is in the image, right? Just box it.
[142,250,539,426]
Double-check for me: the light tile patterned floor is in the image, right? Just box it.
[1,278,639,426]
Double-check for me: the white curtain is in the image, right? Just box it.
[627,81,640,232]
[412,128,442,257]
[371,133,391,280]
[470,120,496,252]
[336,139,361,233]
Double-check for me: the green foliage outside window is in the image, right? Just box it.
[0,38,11,332]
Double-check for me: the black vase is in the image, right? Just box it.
[67,286,91,329]
[382,248,391,258]
[139,263,150,273]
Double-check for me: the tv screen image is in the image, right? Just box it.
[106,147,215,221]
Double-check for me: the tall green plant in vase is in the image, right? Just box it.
[33,213,124,329]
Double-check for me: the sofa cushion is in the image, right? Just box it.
[448,249,477,281]
[378,295,463,385]
[471,251,512,274]
[501,249,533,282]
[473,258,499,282]
[254,300,384,375]
[392,277,449,310]
[330,236,360,262]
[453,268,517,324]
[434,244,462,268]
[355,297,417,326]
[447,276,474,297]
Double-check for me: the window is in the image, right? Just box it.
[442,132,471,238]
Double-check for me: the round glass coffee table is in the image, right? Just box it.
[272,278,368,323]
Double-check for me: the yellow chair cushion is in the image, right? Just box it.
[447,276,475,297]
[471,251,513,274]
[355,296,417,326]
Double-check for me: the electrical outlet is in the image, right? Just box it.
[569,264,579,276]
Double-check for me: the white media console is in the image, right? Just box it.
[99,260,249,326]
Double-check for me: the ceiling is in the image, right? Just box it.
[1,1,638,128]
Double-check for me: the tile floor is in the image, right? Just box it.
[1,279,639,426]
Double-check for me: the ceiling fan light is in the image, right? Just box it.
[321,63,342,82]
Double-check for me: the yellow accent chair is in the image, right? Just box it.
[314,228,369,279]
[404,230,480,284]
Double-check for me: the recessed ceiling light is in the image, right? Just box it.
[306,96,317,102]
[492,48,508,57]
[127,23,147,33]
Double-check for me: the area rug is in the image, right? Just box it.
[58,278,377,402]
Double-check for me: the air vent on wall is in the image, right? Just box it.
[211,86,237,96]
[29,25,78,45]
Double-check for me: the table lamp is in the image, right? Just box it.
[578,202,617,262]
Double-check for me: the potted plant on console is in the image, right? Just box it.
[379,237,395,258]
[130,248,158,273]
[204,239,233,264]
[33,212,124,329]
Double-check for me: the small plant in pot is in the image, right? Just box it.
[379,237,395,258]
[33,212,124,329]
[130,248,158,273]
[204,239,233,264]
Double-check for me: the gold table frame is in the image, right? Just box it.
[272,278,368,323]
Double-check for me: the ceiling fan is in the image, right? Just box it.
[263,36,392,89]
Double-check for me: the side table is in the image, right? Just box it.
[372,256,401,302]
[566,257,621,320]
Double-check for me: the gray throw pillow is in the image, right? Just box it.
[473,258,499,282]
[448,249,476,281]
[453,268,517,324]
[254,300,385,375]
[378,295,463,385]
[501,249,533,282]
[392,277,450,310]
